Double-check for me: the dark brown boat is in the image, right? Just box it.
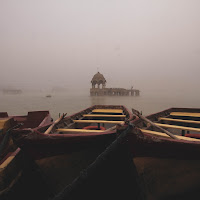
[0,111,52,199]
[12,105,133,198]
[50,107,200,200]
[127,107,200,200]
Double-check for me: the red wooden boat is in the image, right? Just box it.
[127,107,200,200]
[0,111,52,199]
[12,105,133,198]
[50,107,200,200]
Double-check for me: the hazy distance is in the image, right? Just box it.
[0,0,200,94]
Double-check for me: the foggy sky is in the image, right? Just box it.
[0,0,200,92]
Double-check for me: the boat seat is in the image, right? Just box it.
[170,112,200,118]
[83,114,126,118]
[56,128,104,133]
[154,123,200,132]
[92,109,123,114]
[140,129,200,141]
[73,120,124,124]
[159,117,200,125]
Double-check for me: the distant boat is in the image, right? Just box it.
[46,95,52,98]
[2,89,22,94]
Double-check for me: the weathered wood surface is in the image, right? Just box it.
[140,129,200,141]
[44,113,67,134]
[73,120,124,124]
[92,109,123,114]
[56,129,104,133]
[83,114,126,118]
[170,112,200,118]
[159,117,200,124]
[132,108,178,139]
[155,123,200,132]
[0,155,15,169]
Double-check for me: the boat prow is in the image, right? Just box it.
[12,105,134,196]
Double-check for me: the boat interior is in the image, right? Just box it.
[0,111,51,172]
[134,108,200,141]
[53,106,131,134]
[0,116,19,172]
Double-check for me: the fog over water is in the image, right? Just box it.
[0,0,200,117]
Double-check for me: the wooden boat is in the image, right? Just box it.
[12,105,133,198]
[0,111,52,199]
[50,107,200,200]
[127,107,200,200]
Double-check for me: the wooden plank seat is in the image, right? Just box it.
[92,109,123,114]
[73,120,125,124]
[170,112,200,118]
[140,129,200,141]
[56,129,104,133]
[83,114,126,118]
[154,123,200,133]
[159,117,200,125]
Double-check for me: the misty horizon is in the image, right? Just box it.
[1,0,200,94]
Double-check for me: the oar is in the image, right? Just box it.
[132,108,178,140]
[44,113,67,134]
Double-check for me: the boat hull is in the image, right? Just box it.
[0,111,52,199]
[11,105,133,198]
[127,113,200,200]
[133,157,200,200]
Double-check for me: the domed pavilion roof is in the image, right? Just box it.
[91,72,106,84]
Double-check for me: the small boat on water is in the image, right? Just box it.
[0,111,52,199]
[12,105,133,197]
[48,107,200,200]
[127,107,200,200]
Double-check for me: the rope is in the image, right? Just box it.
[50,123,145,200]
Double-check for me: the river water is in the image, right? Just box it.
[1,89,200,120]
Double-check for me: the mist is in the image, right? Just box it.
[0,0,200,94]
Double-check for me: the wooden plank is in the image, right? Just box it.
[0,156,15,169]
[140,129,200,141]
[0,118,10,129]
[73,120,124,124]
[83,114,126,118]
[0,118,12,134]
[170,112,200,118]
[56,129,104,133]
[159,117,200,125]
[132,108,178,140]
[92,109,123,114]
[155,123,200,132]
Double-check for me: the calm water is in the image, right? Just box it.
[1,89,200,120]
